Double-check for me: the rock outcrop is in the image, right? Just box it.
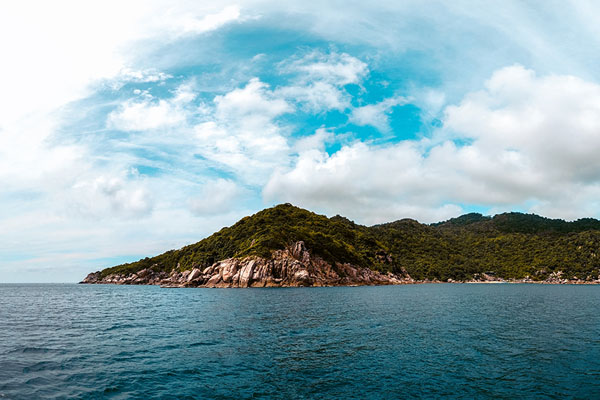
[81,240,600,287]
[81,241,411,288]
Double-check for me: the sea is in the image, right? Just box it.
[1,283,599,399]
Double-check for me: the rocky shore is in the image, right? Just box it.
[81,241,600,287]
[405,270,600,284]
[81,241,410,288]
[463,270,600,285]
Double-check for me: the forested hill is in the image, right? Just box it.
[98,204,600,282]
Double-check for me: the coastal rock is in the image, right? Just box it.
[188,268,201,282]
[81,241,411,288]
[137,268,152,278]
[80,271,101,283]
[238,260,255,287]
[173,243,409,288]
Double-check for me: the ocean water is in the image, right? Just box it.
[1,284,599,399]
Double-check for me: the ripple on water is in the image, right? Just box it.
[0,283,600,399]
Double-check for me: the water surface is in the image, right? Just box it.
[1,283,599,399]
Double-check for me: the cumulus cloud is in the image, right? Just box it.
[194,78,292,183]
[108,84,195,131]
[444,65,600,184]
[265,65,600,223]
[276,51,369,112]
[108,98,186,132]
[349,96,409,132]
[264,140,462,224]
[214,78,291,119]
[293,128,335,154]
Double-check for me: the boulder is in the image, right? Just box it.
[238,260,256,287]
[187,268,202,282]
[81,241,408,288]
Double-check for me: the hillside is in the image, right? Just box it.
[84,204,600,285]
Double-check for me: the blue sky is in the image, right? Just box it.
[3,1,600,282]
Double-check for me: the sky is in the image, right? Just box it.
[3,0,600,282]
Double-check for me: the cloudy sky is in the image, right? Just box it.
[3,0,600,282]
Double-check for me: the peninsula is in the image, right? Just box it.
[81,203,600,287]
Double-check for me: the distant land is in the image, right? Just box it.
[81,203,600,287]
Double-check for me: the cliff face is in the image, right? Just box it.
[81,241,410,287]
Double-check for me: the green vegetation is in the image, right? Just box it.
[100,204,392,278]
[100,204,600,281]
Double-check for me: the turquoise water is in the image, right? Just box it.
[1,284,599,399]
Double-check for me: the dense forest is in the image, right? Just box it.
[100,203,600,281]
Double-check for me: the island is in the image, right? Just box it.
[81,203,600,287]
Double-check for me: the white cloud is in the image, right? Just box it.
[0,1,243,178]
[108,99,186,131]
[0,3,229,234]
[276,81,349,112]
[177,5,241,35]
[281,51,368,85]
[189,179,245,216]
[70,175,154,218]
[108,68,173,90]
[264,140,460,224]
[265,1,600,85]
[265,65,600,223]
[214,78,291,119]
[443,65,600,186]
[108,84,196,131]
[277,51,369,112]
[195,78,292,183]
[0,118,83,186]
[0,1,238,128]
[349,96,408,132]
[293,128,334,154]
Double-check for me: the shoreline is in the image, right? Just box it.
[79,279,600,287]
[81,245,600,288]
